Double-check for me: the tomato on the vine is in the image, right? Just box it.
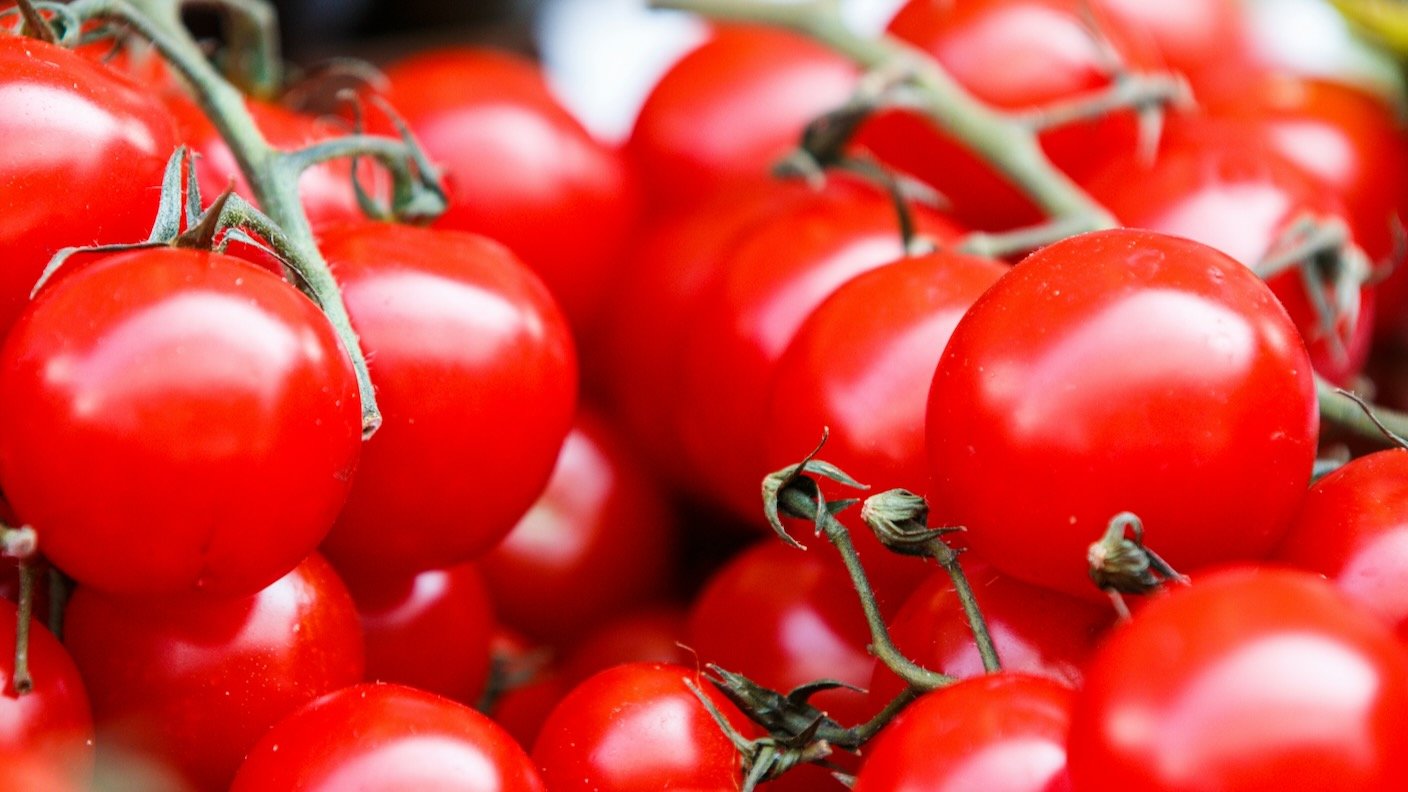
[0,600,92,785]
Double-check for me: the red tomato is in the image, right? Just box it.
[870,563,1113,706]
[1068,567,1408,791]
[1090,0,1246,80]
[676,179,962,520]
[231,683,545,791]
[0,35,179,339]
[63,555,364,792]
[479,411,678,645]
[0,749,83,792]
[0,600,92,784]
[1085,128,1374,385]
[627,24,857,210]
[316,222,577,577]
[1275,450,1408,640]
[0,248,361,596]
[854,674,1075,792]
[379,49,639,333]
[688,541,874,725]
[927,229,1318,597]
[859,0,1157,230]
[345,562,494,707]
[532,663,745,791]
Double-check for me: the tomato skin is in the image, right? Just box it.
[1274,450,1408,640]
[0,248,361,596]
[927,229,1317,597]
[1068,567,1408,791]
[345,562,494,707]
[1090,0,1246,80]
[316,222,577,577]
[63,554,364,792]
[0,600,93,784]
[627,24,857,210]
[381,48,639,333]
[231,682,545,792]
[0,36,179,339]
[479,411,677,645]
[854,673,1074,792]
[532,662,744,792]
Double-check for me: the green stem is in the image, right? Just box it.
[831,686,917,750]
[649,0,1116,229]
[778,487,953,691]
[922,538,1001,674]
[12,560,36,695]
[183,0,283,97]
[1318,375,1408,445]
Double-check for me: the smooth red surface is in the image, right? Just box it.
[854,674,1075,792]
[627,24,857,210]
[0,36,179,339]
[480,411,677,645]
[532,663,744,792]
[1091,0,1246,79]
[381,48,639,333]
[64,555,364,791]
[232,683,544,792]
[316,222,577,577]
[1068,568,1408,791]
[927,229,1318,596]
[348,562,494,707]
[0,600,92,785]
[0,249,361,595]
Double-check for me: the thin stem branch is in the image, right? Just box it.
[923,538,1000,673]
[12,560,36,695]
[832,686,917,749]
[1318,376,1408,445]
[182,0,283,97]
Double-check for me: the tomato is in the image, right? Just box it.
[231,683,545,791]
[532,662,745,792]
[1275,450,1408,641]
[1090,0,1246,81]
[0,35,179,340]
[676,178,962,520]
[345,562,494,707]
[858,0,1158,230]
[63,554,364,791]
[0,600,92,785]
[1084,128,1374,385]
[870,563,1113,706]
[0,248,361,596]
[626,24,857,210]
[379,48,639,333]
[927,229,1318,597]
[0,749,82,792]
[853,674,1075,792]
[315,222,577,577]
[479,411,678,646]
[1068,567,1408,791]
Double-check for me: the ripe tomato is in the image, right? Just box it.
[1068,567,1408,791]
[626,24,857,210]
[927,229,1318,597]
[63,554,364,791]
[532,662,745,791]
[0,248,361,596]
[0,600,92,784]
[231,683,545,791]
[379,48,639,333]
[1274,450,1408,640]
[0,35,179,339]
[1089,0,1246,81]
[479,411,678,645]
[853,673,1075,792]
[345,562,494,707]
[315,222,577,577]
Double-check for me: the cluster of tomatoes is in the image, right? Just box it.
[4,0,1408,790]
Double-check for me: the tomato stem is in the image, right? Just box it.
[1319,377,1408,446]
[11,0,59,42]
[194,0,284,98]
[12,559,36,696]
[46,568,70,642]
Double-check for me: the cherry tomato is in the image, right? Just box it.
[0,248,361,596]
[1090,0,1246,81]
[854,673,1075,792]
[379,48,639,333]
[345,562,494,707]
[0,35,179,339]
[927,229,1318,597]
[627,24,857,210]
[532,662,745,792]
[315,222,577,577]
[479,411,678,645]
[231,683,545,791]
[0,748,83,792]
[0,600,92,785]
[1275,450,1408,640]
[63,554,364,791]
[1068,567,1408,791]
